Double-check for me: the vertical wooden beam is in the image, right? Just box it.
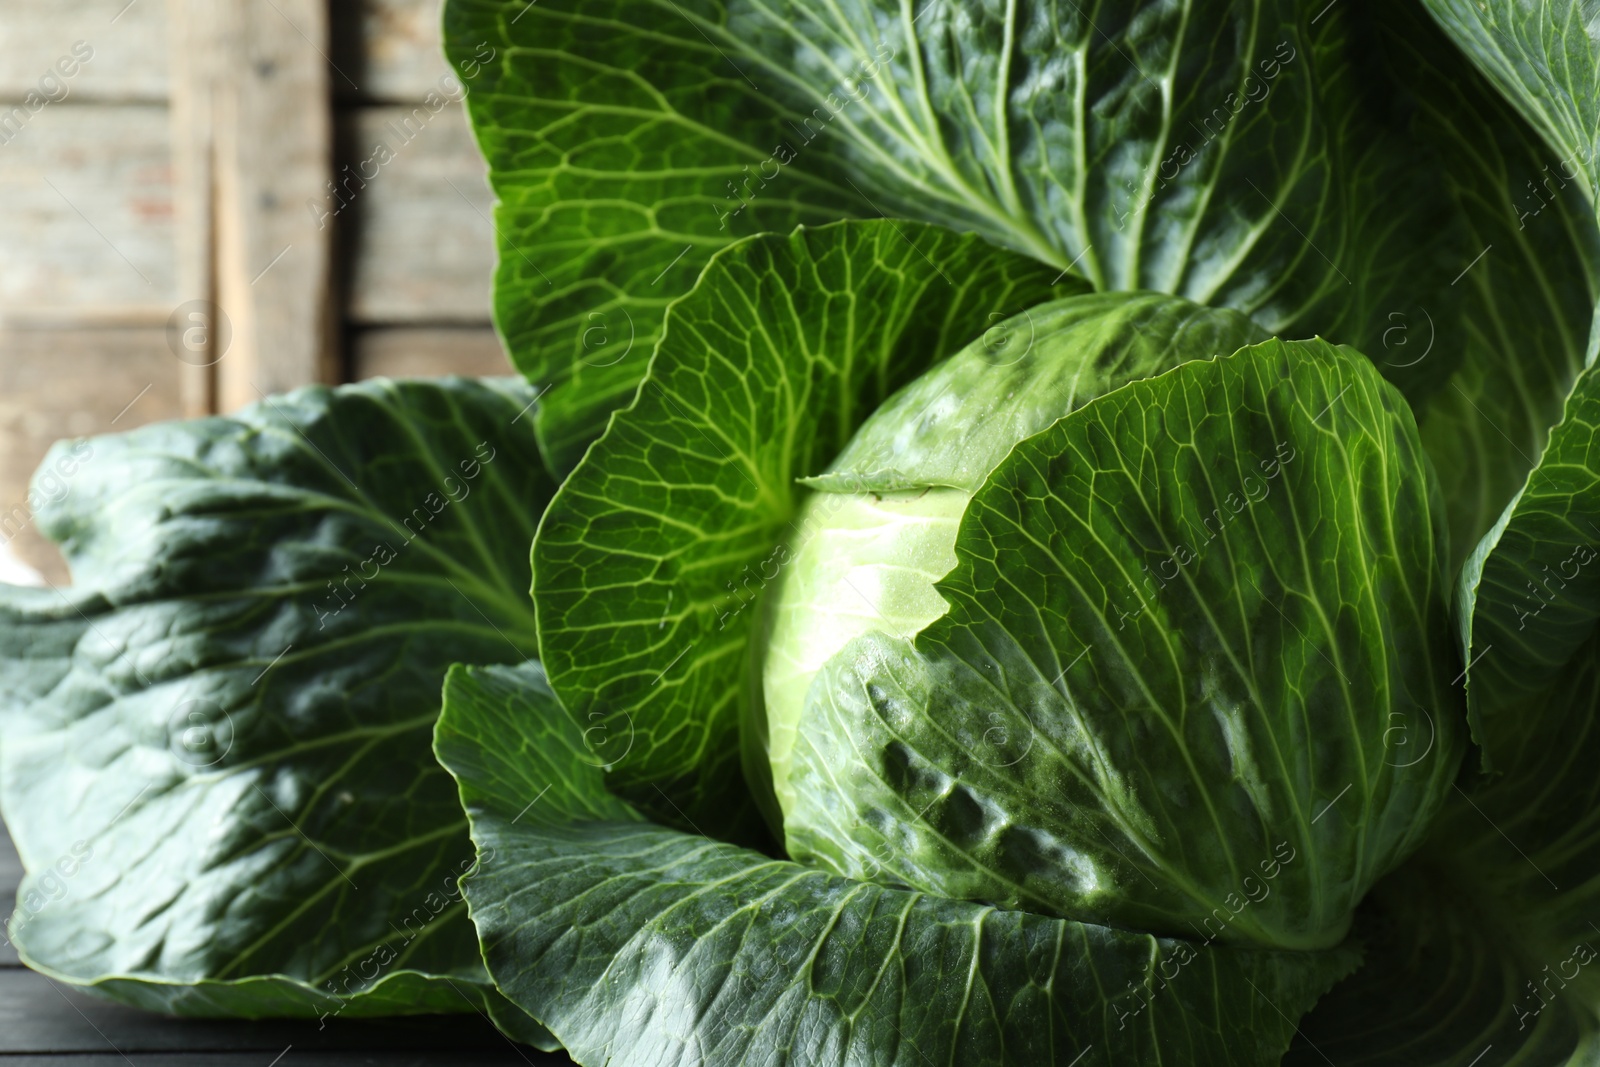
[216,0,337,410]
[165,0,219,416]
[167,0,337,414]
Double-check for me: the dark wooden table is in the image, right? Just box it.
[0,823,570,1067]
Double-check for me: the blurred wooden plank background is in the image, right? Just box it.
[0,0,506,583]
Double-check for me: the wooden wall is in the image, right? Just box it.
[0,0,507,583]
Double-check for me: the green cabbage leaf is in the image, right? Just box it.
[783,339,1464,952]
[0,379,555,1044]
[435,658,1357,1067]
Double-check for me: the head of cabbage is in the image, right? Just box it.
[752,293,1463,952]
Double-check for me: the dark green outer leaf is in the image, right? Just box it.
[446,0,1446,465]
[1420,0,1600,202]
[444,0,865,470]
[1414,0,1600,783]
[530,219,1083,825]
[1431,644,1600,1012]
[787,339,1465,951]
[0,379,551,1041]
[1287,641,1600,1064]
[436,660,1358,1067]
[1459,345,1600,768]
[1286,861,1594,1067]
[1370,0,1600,571]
